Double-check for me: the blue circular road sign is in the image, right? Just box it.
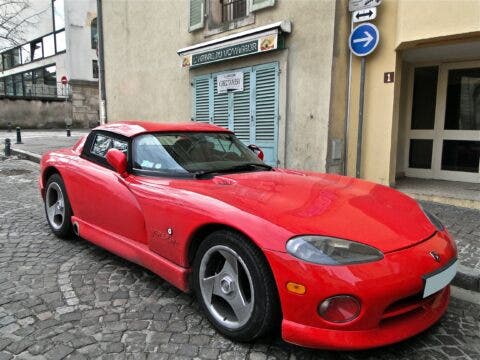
[349,22,379,57]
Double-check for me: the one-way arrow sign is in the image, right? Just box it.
[349,22,379,57]
[352,7,377,23]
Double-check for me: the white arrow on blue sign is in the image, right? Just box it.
[349,22,379,57]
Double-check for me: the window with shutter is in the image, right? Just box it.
[192,62,279,166]
[249,0,275,12]
[213,75,229,128]
[193,76,210,123]
[233,71,251,143]
[189,0,205,32]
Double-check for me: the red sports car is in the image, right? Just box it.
[39,121,457,350]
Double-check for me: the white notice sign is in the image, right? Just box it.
[217,72,244,94]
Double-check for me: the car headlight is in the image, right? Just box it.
[420,205,445,231]
[286,236,384,265]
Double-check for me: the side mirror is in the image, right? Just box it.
[248,144,264,161]
[106,148,128,177]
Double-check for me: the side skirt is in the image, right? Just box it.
[71,216,190,292]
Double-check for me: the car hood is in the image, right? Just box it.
[141,170,436,253]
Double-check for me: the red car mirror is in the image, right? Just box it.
[248,144,264,161]
[106,148,128,177]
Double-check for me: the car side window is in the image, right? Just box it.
[90,134,128,158]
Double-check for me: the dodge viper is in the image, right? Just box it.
[39,121,457,350]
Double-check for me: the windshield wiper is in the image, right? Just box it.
[194,163,272,179]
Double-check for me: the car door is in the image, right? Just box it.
[65,131,147,245]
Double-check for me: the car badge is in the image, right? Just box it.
[429,251,440,262]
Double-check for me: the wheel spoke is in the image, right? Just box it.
[218,249,238,279]
[201,274,219,303]
[47,203,56,219]
[227,290,251,322]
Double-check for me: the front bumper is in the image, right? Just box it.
[264,231,456,350]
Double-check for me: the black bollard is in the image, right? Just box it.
[16,127,22,144]
[66,125,71,137]
[7,122,11,132]
[4,138,11,156]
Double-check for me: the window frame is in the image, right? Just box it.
[82,130,131,171]
[0,29,66,72]
[0,63,58,100]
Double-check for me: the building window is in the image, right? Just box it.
[55,30,66,52]
[92,60,98,79]
[43,34,55,57]
[21,44,31,64]
[221,0,247,23]
[24,71,33,97]
[31,39,43,60]
[91,18,98,49]
[13,74,23,97]
[189,0,275,33]
[5,77,14,96]
[0,64,59,99]
[53,0,65,31]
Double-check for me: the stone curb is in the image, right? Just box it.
[452,264,480,293]
[10,147,41,164]
[5,148,480,294]
[403,192,480,210]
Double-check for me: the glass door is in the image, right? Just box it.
[405,61,480,183]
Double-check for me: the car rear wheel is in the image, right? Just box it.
[45,174,73,239]
[192,230,279,341]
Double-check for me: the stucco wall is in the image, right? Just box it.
[101,0,337,172]
[65,0,98,82]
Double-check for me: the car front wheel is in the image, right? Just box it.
[44,173,73,239]
[193,230,279,341]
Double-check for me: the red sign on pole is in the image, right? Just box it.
[61,76,68,85]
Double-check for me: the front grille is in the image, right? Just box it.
[381,289,442,321]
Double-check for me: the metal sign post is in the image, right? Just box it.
[356,57,366,179]
[349,22,379,178]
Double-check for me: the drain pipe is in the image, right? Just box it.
[97,0,107,125]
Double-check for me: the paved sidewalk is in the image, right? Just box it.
[1,129,88,157]
[0,158,479,359]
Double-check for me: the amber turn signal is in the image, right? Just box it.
[286,282,306,295]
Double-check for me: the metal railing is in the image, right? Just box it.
[221,0,247,23]
[1,82,71,100]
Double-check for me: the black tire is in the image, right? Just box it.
[192,230,280,342]
[44,173,73,239]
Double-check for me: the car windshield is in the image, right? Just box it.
[132,132,269,176]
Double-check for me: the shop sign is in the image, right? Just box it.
[217,72,244,93]
[182,34,278,68]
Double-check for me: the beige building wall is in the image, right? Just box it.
[101,0,344,172]
[347,0,480,185]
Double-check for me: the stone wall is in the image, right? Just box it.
[71,80,100,128]
[0,98,72,129]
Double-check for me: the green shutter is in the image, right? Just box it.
[189,0,204,32]
[192,63,278,166]
[250,0,275,12]
[193,75,210,123]
[233,71,251,143]
[253,62,278,166]
[213,75,229,129]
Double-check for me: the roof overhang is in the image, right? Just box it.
[177,20,291,69]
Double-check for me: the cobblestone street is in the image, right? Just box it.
[0,158,479,359]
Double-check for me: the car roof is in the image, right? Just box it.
[94,121,231,138]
